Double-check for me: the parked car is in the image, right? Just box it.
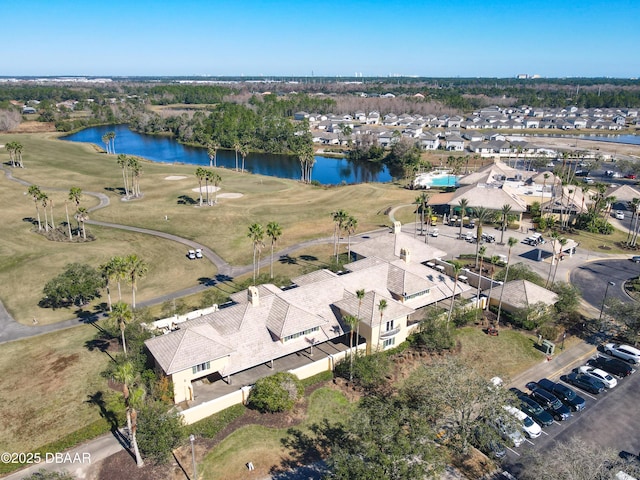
[565,372,606,394]
[625,174,636,179]
[430,228,439,237]
[503,405,542,438]
[472,425,507,459]
[195,248,203,259]
[615,210,625,220]
[511,390,554,427]
[187,249,196,260]
[604,343,640,364]
[632,256,640,263]
[482,233,495,243]
[528,387,571,420]
[491,415,525,447]
[532,378,585,411]
[584,177,595,184]
[578,366,618,388]
[587,356,635,377]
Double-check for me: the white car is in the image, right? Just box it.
[605,343,640,364]
[430,228,439,237]
[578,366,618,388]
[195,248,203,259]
[503,405,542,438]
[187,249,196,260]
[615,211,625,220]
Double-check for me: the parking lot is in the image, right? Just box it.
[502,348,640,475]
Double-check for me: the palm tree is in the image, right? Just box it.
[27,185,42,231]
[68,187,82,239]
[418,192,429,236]
[355,288,365,352]
[128,157,142,197]
[475,246,487,323]
[247,223,265,284]
[209,171,221,204]
[376,299,388,352]
[413,195,421,238]
[499,204,512,244]
[496,237,518,325]
[195,167,206,206]
[39,191,50,232]
[345,216,358,260]
[100,258,120,312]
[108,131,116,155]
[626,198,640,244]
[331,210,349,260]
[266,221,282,279]
[239,144,249,173]
[424,205,434,242]
[446,261,462,328]
[14,142,24,168]
[541,172,550,205]
[207,141,219,167]
[546,231,561,288]
[109,301,133,355]
[126,254,148,309]
[552,237,568,284]
[233,141,240,171]
[457,198,469,240]
[112,256,128,302]
[117,154,130,197]
[75,207,89,240]
[113,361,144,468]
[343,314,358,382]
[472,207,492,269]
[102,133,111,154]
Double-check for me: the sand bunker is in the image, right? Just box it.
[192,186,221,193]
[217,193,244,199]
[165,175,188,180]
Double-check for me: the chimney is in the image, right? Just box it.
[400,247,410,263]
[248,286,259,307]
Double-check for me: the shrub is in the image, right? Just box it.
[248,372,303,413]
[335,352,391,390]
[137,402,185,464]
[538,324,560,342]
[185,404,245,438]
[410,319,455,352]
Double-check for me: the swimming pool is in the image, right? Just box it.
[414,172,460,188]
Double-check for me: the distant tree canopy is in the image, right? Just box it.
[41,263,104,308]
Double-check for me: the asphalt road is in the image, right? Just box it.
[502,350,640,478]
[570,258,640,310]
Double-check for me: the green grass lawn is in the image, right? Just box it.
[0,171,213,324]
[454,326,545,380]
[199,387,353,480]
[0,133,416,323]
[0,325,111,453]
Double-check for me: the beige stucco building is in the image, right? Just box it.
[145,230,471,404]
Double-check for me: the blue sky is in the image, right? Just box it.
[3,0,639,78]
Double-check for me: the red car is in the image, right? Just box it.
[624,174,636,179]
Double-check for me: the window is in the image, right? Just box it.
[283,326,320,343]
[192,361,210,374]
[385,320,395,332]
[383,338,395,348]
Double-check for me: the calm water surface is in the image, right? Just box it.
[62,125,392,185]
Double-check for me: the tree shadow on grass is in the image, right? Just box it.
[270,420,341,476]
[104,186,127,196]
[279,254,298,265]
[198,277,216,286]
[86,391,132,453]
[177,195,197,205]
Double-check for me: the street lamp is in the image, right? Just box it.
[599,281,615,332]
[189,434,197,480]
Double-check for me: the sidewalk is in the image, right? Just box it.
[508,339,598,390]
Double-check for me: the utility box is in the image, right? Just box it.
[541,340,555,355]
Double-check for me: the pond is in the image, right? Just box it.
[62,125,393,185]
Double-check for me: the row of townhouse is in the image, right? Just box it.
[297,105,637,144]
